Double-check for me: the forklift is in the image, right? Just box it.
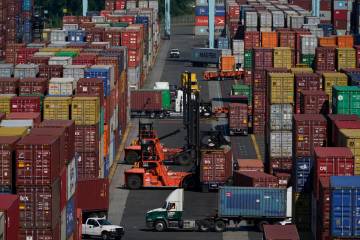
[124,72,202,190]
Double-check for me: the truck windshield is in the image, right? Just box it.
[98,219,112,225]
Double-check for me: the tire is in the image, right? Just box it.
[199,220,211,232]
[154,220,166,232]
[257,220,269,232]
[127,174,142,189]
[101,232,109,240]
[125,150,139,165]
[182,175,196,191]
[214,220,226,232]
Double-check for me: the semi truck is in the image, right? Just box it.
[145,187,292,232]
[190,48,222,67]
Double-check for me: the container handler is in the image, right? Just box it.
[181,71,199,92]
[203,56,244,81]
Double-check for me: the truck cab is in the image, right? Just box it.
[82,217,124,239]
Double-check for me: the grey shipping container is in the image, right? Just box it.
[245,11,258,27]
[301,35,318,54]
[270,104,293,131]
[0,64,14,78]
[218,186,292,218]
[269,131,293,158]
[14,64,39,79]
[290,15,304,29]
[259,11,272,27]
[191,48,222,65]
[271,11,285,28]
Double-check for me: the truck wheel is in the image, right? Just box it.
[199,220,211,232]
[127,174,142,189]
[125,150,139,165]
[101,231,110,240]
[154,220,166,232]
[214,220,226,232]
[257,220,269,232]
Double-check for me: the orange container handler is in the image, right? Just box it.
[261,32,278,48]
[337,35,354,48]
[319,36,337,47]
[220,56,235,71]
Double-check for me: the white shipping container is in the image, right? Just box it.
[260,27,272,32]
[232,39,244,54]
[51,30,67,43]
[319,11,331,21]
[91,16,105,23]
[48,77,75,96]
[245,11,258,27]
[0,64,14,77]
[269,131,293,158]
[271,11,285,28]
[0,120,33,128]
[234,54,244,64]
[290,15,304,28]
[14,64,39,79]
[126,0,137,9]
[138,0,149,8]
[63,65,86,81]
[49,56,72,66]
[34,51,56,57]
[306,16,320,25]
[149,0,159,11]
[221,49,232,56]
[301,35,318,54]
[127,66,141,85]
[62,24,78,31]
[259,11,272,27]
[67,155,77,201]
[27,43,47,48]
[270,104,293,131]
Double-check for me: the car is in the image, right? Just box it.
[169,49,180,58]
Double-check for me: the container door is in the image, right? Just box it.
[0,212,4,240]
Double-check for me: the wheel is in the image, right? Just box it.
[125,150,139,165]
[150,112,156,119]
[101,231,109,240]
[154,220,166,232]
[126,174,142,189]
[182,175,196,191]
[257,220,269,232]
[214,220,226,232]
[199,220,211,232]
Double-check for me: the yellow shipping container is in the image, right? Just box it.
[44,96,72,120]
[71,96,100,125]
[60,48,81,53]
[269,72,294,104]
[0,127,28,137]
[338,129,360,175]
[0,95,14,114]
[39,47,62,53]
[119,70,127,94]
[337,48,356,70]
[290,67,313,73]
[322,72,348,105]
[273,47,293,69]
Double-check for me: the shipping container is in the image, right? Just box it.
[300,90,329,114]
[0,78,18,94]
[200,147,232,191]
[269,73,294,104]
[48,77,75,96]
[294,73,321,114]
[269,131,293,158]
[322,72,348,106]
[327,114,359,146]
[315,47,336,71]
[228,103,248,135]
[0,195,19,240]
[273,47,293,69]
[0,137,21,193]
[234,159,264,172]
[10,96,41,113]
[338,129,360,174]
[43,97,72,120]
[77,178,109,212]
[269,104,293,131]
[234,171,279,188]
[130,90,171,112]
[71,96,100,125]
[253,48,273,70]
[333,120,360,146]
[332,86,360,116]
[263,224,300,240]
[293,156,313,192]
[261,32,278,48]
[337,48,356,70]
[7,112,41,125]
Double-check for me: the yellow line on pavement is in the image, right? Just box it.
[251,134,262,160]
[109,123,133,182]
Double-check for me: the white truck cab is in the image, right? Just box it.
[82,217,124,239]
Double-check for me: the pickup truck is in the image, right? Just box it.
[82,217,124,239]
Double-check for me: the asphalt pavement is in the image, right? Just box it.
[107,25,263,240]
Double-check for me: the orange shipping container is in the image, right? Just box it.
[337,35,354,48]
[220,56,235,71]
[262,32,278,48]
[319,37,337,47]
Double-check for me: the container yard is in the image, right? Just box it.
[1,0,360,239]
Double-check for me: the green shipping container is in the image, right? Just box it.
[55,51,78,58]
[300,54,315,67]
[231,84,252,103]
[161,90,171,110]
[332,86,360,116]
[110,22,129,28]
[244,50,253,69]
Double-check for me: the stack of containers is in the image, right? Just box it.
[332,0,352,34]
[226,1,240,39]
[231,39,244,65]
[322,72,348,111]
[294,73,322,114]
[194,0,225,36]
[0,0,6,59]
[267,72,294,174]
[21,0,33,43]
[300,35,317,67]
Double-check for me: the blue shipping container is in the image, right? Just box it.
[355,34,360,44]
[348,73,360,86]
[135,16,149,24]
[318,23,334,37]
[331,176,360,238]
[84,68,111,96]
[99,48,126,74]
[216,37,229,49]
[22,0,32,11]
[68,30,86,42]
[218,186,289,218]
[195,6,225,16]
[66,196,76,238]
[104,156,110,178]
[294,156,313,192]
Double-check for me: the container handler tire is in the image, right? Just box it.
[257,220,269,232]
[199,220,211,232]
[181,175,196,191]
[125,150,139,165]
[154,220,167,232]
[214,220,226,232]
[127,174,142,189]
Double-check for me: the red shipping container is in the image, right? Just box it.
[118,15,135,24]
[300,90,329,114]
[121,30,142,50]
[244,31,260,50]
[277,30,296,48]
[274,172,291,188]
[104,30,122,47]
[333,120,360,146]
[0,137,20,193]
[86,28,105,42]
[199,147,232,188]
[227,4,240,18]
[253,48,273,69]
[253,69,266,90]
[243,70,252,85]
[235,159,264,172]
[318,177,330,237]
[77,78,104,107]
[10,96,41,113]
[39,65,63,79]
[0,77,18,94]
[321,0,332,10]
[77,152,99,180]
[195,16,225,26]
[76,208,82,240]
[77,179,109,211]
[16,48,38,64]
[0,195,19,240]
[294,73,321,114]
[27,56,50,65]
[75,124,99,153]
[128,49,141,67]
[315,47,336,71]
[327,114,359,146]
[59,167,66,211]
[16,135,61,186]
[63,16,79,24]
[333,10,349,21]
[293,114,327,157]
[269,157,293,174]
[314,147,354,199]
[234,171,279,187]
[39,120,76,164]
[7,112,41,125]
[354,46,360,68]
[228,103,248,135]
[263,225,300,240]
[18,77,48,96]
[17,180,61,229]
[72,56,97,66]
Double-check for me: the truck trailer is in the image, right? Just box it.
[145,187,292,232]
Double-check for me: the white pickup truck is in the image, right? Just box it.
[82,217,124,239]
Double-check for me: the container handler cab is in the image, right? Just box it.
[181,71,199,92]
